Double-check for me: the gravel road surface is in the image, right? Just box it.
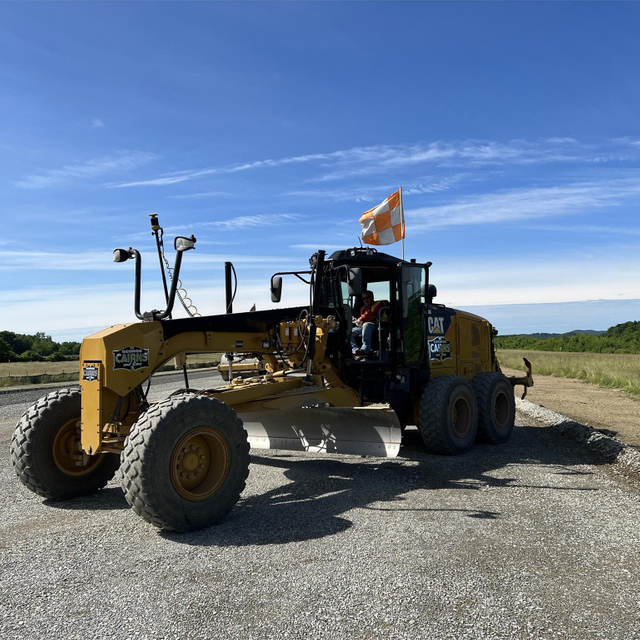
[1,374,639,639]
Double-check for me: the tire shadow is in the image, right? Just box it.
[44,486,130,511]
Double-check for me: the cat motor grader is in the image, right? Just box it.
[11,216,532,532]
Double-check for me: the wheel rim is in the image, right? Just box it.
[451,397,471,438]
[52,418,104,477]
[494,390,510,430]
[170,428,231,501]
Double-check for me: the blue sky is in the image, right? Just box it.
[1,2,640,340]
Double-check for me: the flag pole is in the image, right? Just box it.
[400,186,405,260]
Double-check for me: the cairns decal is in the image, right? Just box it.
[428,336,452,361]
[113,346,149,371]
[82,364,99,381]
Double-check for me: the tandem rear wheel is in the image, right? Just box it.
[471,371,516,444]
[120,394,250,532]
[418,372,516,454]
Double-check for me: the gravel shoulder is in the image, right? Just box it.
[2,376,640,639]
[503,366,640,449]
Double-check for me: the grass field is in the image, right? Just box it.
[498,349,640,398]
[0,353,223,387]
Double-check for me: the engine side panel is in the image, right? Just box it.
[427,307,494,381]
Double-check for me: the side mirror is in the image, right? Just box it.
[113,248,130,263]
[270,276,283,303]
[347,268,363,296]
[428,284,437,301]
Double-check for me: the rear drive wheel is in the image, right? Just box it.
[472,372,515,444]
[418,376,478,455]
[120,394,250,532]
[10,388,120,499]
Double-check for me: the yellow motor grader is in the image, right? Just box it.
[11,218,532,532]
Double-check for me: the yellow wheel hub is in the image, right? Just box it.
[170,428,231,501]
[52,419,103,477]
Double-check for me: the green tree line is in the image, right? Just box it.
[0,331,81,363]
[496,321,640,354]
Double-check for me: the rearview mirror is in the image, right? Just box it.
[347,268,363,296]
[270,276,283,303]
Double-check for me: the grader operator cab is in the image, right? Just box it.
[11,217,533,532]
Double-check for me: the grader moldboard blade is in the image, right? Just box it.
[239,405,402,458]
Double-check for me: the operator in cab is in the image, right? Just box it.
[351,290,387,355]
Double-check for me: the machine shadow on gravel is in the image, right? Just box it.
[163,423,601,547]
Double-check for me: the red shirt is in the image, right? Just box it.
[358,300,386,324]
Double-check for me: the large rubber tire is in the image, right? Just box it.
[120,394,250,532]
[418,376,478,455]
[471,371,516,444]
[10,388,120,500]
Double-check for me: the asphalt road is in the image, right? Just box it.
[1,374,639,639]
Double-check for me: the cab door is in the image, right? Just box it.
[399,264,427,365]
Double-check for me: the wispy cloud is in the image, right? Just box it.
[91,119,105,128]
[14,151,159,189]
[407,177,640,230]
[544,137,577,144]
[307,140,590,182]
[116,212,306,243]
[216,213,302,229]
[112,176,192,187]
[0,248,300,271]
[108,151,339,188]
[138,213,304,236]
[518,223,640,236]
[284,174,471,202]
[289,244,346,250]
[167,191,232,199]
[283,185,396,202]
[0,250,121,271]
[107,137,636,189]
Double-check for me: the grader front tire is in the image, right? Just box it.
[472,371,516,444]
[120,394,250,532]
[418,376,478,455]
[10,388,120,500]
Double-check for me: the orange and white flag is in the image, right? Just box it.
[359,188,405,246]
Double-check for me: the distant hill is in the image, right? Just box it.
[496,321,639,354]
[508,329,605,339]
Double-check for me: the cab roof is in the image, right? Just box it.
[326,247,407,266]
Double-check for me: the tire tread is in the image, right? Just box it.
[10,388,119,499]
[120,394,250,531]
